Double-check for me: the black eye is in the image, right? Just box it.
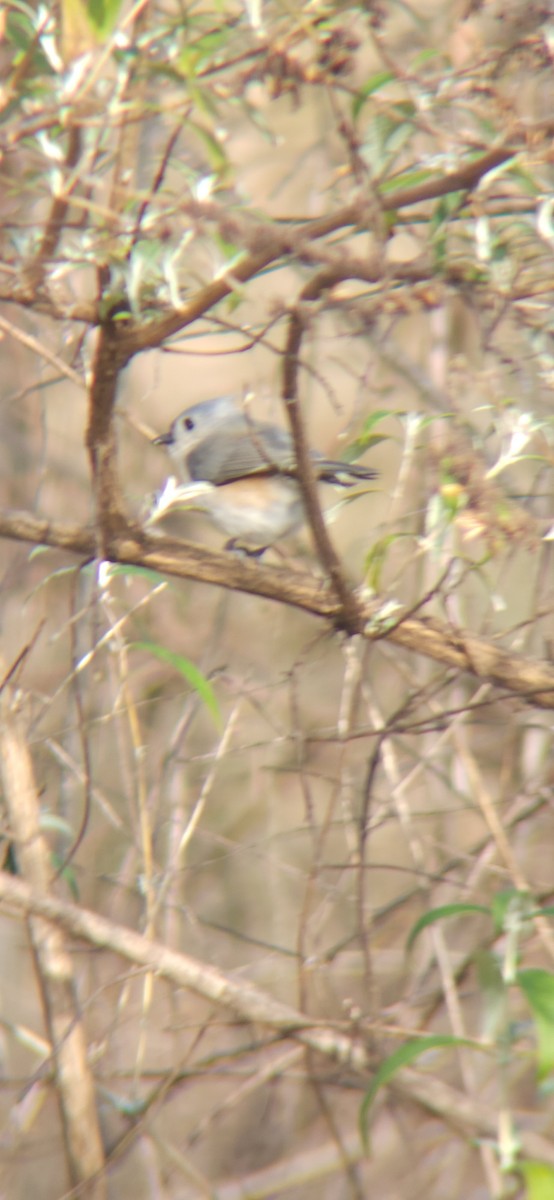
[184,416,194,431]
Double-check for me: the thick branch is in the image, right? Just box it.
[2,871,554,1169]
[113,144,517,359]
[0,683,105,1195]
[1,508,554,709]
[85,325,130,549]
[282,302,363,630]
[0,872,368,1071]
[0,143,520,344]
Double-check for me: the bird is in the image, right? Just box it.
[153,395,377,553]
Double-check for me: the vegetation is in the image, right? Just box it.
[1,0,554,1196]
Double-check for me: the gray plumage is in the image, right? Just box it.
[154,397,377,488]
[153,396,377,550]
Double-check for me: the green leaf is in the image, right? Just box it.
[212,232,241,261]
[189,121,229,176]
[132,642,221,726]
[40,813,74,838]
[6,6,53,77]
[379,105,416,157]
[364,533,400,592]
[359,1036,485,1151]
[491,889,534,935]
[340,410,393,461]
[416,412,456,432]
[410,48,439,67]
[98,1088,148,1117]
[102,564,168,586]
[86,0,124,36]
[127,239,166,315]
[491,892,534,936]
[378,168,435,195]
[429,195,459,265]
[352,70,395,120]
[519,1161,554,1200]
[505,162,541,197]
[475,950,509,1043]
[341,434,388,462]
[51,854,80,900]
[178,32,229,80]
[360,409,394,433]
[517,969,554,1079]
[407,904,489,952]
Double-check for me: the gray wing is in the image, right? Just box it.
[186,420,295,484]
[186,417,377,486]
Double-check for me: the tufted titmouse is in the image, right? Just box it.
[153,395,377,552]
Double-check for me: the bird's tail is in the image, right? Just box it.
[318,461,378,486]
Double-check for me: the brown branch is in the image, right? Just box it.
[0,141,523,347]
[131,123,184,248]
[85,326,130,550]
[2,871,554,1169]
[0,871,368,1071]
[23,125,83,294]
[1,507,554,708]
[0,680,106,1196]
[0,313,86,388]
[0,287,97,326]
[392,1068,554,1168]
[117,254,430,363]
[282,300,363,630]
[111,142,518,360]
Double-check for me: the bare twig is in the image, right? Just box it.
[0,871,369,1070]
[1,508,554,708]
[0,679,106,1196]
[2,873,554,1170]
[0,313,85,387]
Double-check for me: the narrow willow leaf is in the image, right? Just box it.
[86,0,124,36]
[359,1035,485,1151]
[133,641,221,726]
[407,904,489,952]
[352,71,395,119]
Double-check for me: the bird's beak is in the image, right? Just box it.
[152,431,173,446]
